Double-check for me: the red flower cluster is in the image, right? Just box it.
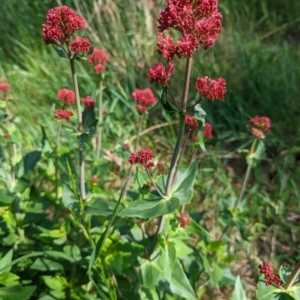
[57,88,75,105]
[258,262,281,288]
[88,48,108,74]
[42,6,86,45]
[129,148,155,169]
[70,37,92,54]
[178,212,190,228]
[204,122,213,139]
[132,88,157,113]
[249,116,272,139]
[90,176,99,184]
[195,76,226,101]
[157,0,223,60]
[42,6,92,59]
[185,114,198,131]
[0,81,10,94]
[81,96,95,108]
[54,109,73,120]
[156,161,165,169]
[147,62,174,86]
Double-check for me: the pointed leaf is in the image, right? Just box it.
[53,45,68,59]
[15,150,41,178]
[160,87,178,115]
[85,197,114,216]
[140,259,164,290]
[247,140,265,167]
[0,249,13,273]
[0,189,15,204]
[158,243,176,281]
[166,258,196,300]
[0,285,36,300]
[256,276,292,300]
[82,106,97,136]
[191,104,206,125]
[119,194,180,219]
[197,125,206,152]
[231,275,248,300]
[172,160,198,205]
[30,258,64,271]
[279,265,292,283]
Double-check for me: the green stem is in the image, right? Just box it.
[151,57,193,255]
[5,106,16,182]
[145,168,165,198]
[96,79,103,160]
[165,57,192,196]
[284,260,300,290]
[172,129,191,188]
[123,114,145,197]
[134,114,145,151]
[70,58,86,200]
[54,123,62,223]
[234,138,257,208]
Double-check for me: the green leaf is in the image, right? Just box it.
[85,197,114,216]
[210,264,223,286]
[0,272,20,286]
[30,258,64,271]
[279,265,292,283]
[44,250,77,262]
[140,259,164,290]
[41,276,68,290]
[0,249,13,273]
[0,252,44,273]
[119,194,180,219]
[53,45,68,59]
[15,150,41,178]
[190,104,206,125]
[196,125,206,152]
[0,189,14,204]
[0,286,36,300]
[158,242,176,281]
[82,106,97,135]
[247,140,265,167]
[184,219,211,241]
[165,258,196,300]
[172,159,198,205]
[160,87,178,115]
[289,286,300,300]
[256,276,293,300]
[231,275,248,300]
[62,184,78,210]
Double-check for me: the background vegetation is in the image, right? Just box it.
[1,0,300,298]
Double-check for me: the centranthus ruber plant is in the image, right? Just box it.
[2,2,298,300]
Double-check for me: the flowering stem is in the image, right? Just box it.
[152,57,193,255]
[70,58,86,200]
[172,129,190,188]
[96,79,103,160]
[234,138,257,208]
[53,123,62,223]
[134,114,145,151]
[165,57,192,196]
[123,114,145,197]
[5,106,17,182]
[284,261,300,290]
